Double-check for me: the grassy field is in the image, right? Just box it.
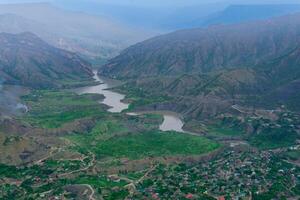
[66,120,129,155]
[205,117,245,137]
[95,131,220,159]
[21,90,106,128]
[207,125,243,136]
[68,129,220,160]
[284,150,300,161]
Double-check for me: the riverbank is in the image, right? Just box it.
[2,72,299,200]
[74,71,191,133]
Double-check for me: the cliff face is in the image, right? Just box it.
[0,32,93,89]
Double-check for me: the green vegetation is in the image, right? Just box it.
[117,85,172,111]
[91,131,219,159]
[207,117,245,136]
[126,113,163,129]
[65,112,219,160]
[282,150,300,161]
[0,162,130,199]
[59,78,98,88]
[250,129,298,149]
[0,164,23,179]
[205,114,299,149]
[132,151,300,200]
[44,159,83,172]
[208,125,243,136]
[0,164,54,179]
[72,175,127,188]
[66,120,129,154]
[249,115,299,149]
[21,90,105,128]
[1,77,298,199]
[2,13,300,200]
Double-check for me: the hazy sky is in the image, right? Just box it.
[0,0,218,5]
[1,0,300,6]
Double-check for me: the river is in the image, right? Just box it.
[74,71,186,132]
[74,72,129,113]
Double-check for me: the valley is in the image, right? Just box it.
[0,72,222,199]
[0,2,300,200]
[1,67,299,199]
[75,71,188,133]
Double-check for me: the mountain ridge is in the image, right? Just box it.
[100,13,300,119]
[100,12,300,79]
[0,32,93,89]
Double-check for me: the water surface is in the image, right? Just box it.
[75,72,187,133]
[128,111,185,132]
[74,72,129,113]
[159,112,185,132]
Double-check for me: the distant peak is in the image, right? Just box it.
[227,4,300,8]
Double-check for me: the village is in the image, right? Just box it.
[129,146,300,200]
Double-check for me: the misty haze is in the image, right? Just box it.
[0,0,300,199]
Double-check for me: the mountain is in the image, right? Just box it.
[101,13,300,79]
[199,4,300,27]
[0,3,152,62]
[0,32,93,89]
[101,13,300,120]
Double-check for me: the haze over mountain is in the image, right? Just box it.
[2,0,300,30]
[0,3,152,62]
[51,1,300,30]
[52,1,226,30]
[199,4,300,27]
[1,1,299,40]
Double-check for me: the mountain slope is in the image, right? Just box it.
[101,13,300,78]
[102,13,300,119]
[0,32,93,89]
